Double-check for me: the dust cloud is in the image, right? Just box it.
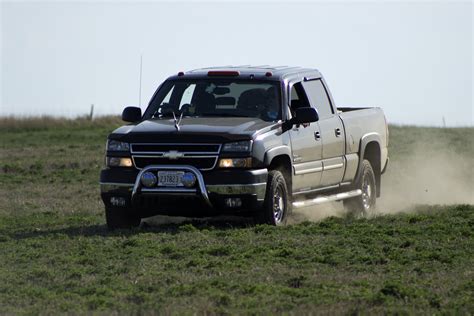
[289,203,345,224]
[377,144,473,213]
[291,135,474,223]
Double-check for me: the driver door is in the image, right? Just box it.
[288,82,323,193]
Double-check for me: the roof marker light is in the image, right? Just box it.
[265,72,273,77]
[207,71,240,77]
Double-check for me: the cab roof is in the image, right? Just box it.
[168,65,322,81]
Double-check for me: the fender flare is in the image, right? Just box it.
[264,145,292,167]
[354,132,382,184]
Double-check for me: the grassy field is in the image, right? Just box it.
[0,117,473,314]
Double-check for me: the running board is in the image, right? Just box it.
[292,189,362,209]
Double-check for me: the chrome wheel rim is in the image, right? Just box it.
[361,176,373,211]
[273,185,285,223]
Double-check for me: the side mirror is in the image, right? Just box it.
[122,106,142,123]
[292,107,319,125]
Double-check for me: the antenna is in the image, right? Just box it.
[138,54,143,107]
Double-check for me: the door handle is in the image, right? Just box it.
[314,131,321,140]
[335,128,341,137]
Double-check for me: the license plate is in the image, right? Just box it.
[157,171,184,187]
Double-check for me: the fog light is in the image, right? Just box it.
[141,171,157,187]
[224,198,242,208]
[181,172,196,188]
[110,196,126,207]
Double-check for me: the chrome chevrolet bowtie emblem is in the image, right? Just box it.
[172,112,183,131]
[163,150,184,160]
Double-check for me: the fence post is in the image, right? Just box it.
[89,104,94,121]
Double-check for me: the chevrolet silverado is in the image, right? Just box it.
[100,66,389,229]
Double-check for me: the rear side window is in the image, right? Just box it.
[302,80,333,119]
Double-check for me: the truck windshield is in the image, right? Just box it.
[143,79,281,122]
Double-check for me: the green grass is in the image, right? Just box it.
[0,117,473,314]
[387,124,474,161]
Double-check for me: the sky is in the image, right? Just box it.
[1,0,473,126]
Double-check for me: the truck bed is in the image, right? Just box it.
[337,106,389,173]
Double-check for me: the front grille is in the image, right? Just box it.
[131,143,220,154]
[133,156,217,170]
[131,143,220,170]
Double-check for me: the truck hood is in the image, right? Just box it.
[111,117,280,143]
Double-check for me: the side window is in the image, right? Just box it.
[289,82,311,116]
[302,80,333,119]
[291,85,299,101]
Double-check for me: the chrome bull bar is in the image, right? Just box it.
[131,165,212,208]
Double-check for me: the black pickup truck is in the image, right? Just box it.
[100,66,389,229]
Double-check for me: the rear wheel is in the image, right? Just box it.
[344,159,376,217]
[105,207,141,230]
[256,170,291,226]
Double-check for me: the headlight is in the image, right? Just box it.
[218,158,252,168]
[107,157,133,167]
[107,140,130,151]
[221,141,252,152]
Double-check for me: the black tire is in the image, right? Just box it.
[344,159,377,217]
[256,170,291,226]
[105,207,141,230]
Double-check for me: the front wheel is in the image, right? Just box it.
[256,170,291,226]
[105,206,141,230]
[344,159,377,217]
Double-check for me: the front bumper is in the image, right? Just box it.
[100,166,267,216]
